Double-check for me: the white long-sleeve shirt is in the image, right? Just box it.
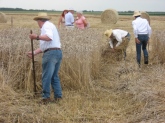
[109,29,128,48]
[132,17,152,38]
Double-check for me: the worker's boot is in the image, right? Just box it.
[144,56,148,64]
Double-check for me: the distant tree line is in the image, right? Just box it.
[0,8,165,16]
[119,11,165,16]
[0,7,53,12]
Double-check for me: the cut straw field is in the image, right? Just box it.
[0,13,165,123]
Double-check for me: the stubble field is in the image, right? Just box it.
[0,12,165,123]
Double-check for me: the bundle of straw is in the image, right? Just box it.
[0,12,7,23]
[101,9,118,24]
[102,36,130,61]
[141,11,150,25]
[151,30,165,64]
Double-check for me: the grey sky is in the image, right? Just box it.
[0,0,164,11]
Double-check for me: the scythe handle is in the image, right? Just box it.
[30,30,37,94]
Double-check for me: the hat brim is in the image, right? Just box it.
[104,29,113,39]
[33,16,51,21]
[107,33,112,38]
[133,13,141,17]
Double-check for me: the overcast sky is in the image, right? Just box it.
[0,0,164,12]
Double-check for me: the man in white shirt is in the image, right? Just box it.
[104,29,131,60]
[132,11,152,67]
[65,8,75,29]
[27,12,62,104]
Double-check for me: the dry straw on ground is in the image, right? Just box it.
[0,12,7,23]
[101,9,118,24]
[141,11,150,24]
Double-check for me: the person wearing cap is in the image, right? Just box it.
[75,10,88,29]
[27,12,63,104]
[58,10,68,28]
[132,11,152,67]
[65,8,75,29]
[104,29,131,59]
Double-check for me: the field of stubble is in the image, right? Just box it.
[0,13,165,123]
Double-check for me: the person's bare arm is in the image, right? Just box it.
[29,34,52,41]
[58,16,62,28]
[135,38,140,44]
[26,48,42,58]
[83,19,88,27]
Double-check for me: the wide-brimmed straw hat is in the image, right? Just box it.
[133,11,141,17]
[104,29,113,38]
[33,12,51,21]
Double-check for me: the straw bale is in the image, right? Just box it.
[0,12,7,23]
[141,11,150,25]
[151,30,165,64]
[101,9,118,24]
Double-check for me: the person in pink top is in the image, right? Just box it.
[75,11,88,29]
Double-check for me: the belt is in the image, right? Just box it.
[138,34,148,35]
[66,25,74,26]
[44,48,61,53]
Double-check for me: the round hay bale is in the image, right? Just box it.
[0,12,7,23]
[141,11,150,25]
[101,9,118,24]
